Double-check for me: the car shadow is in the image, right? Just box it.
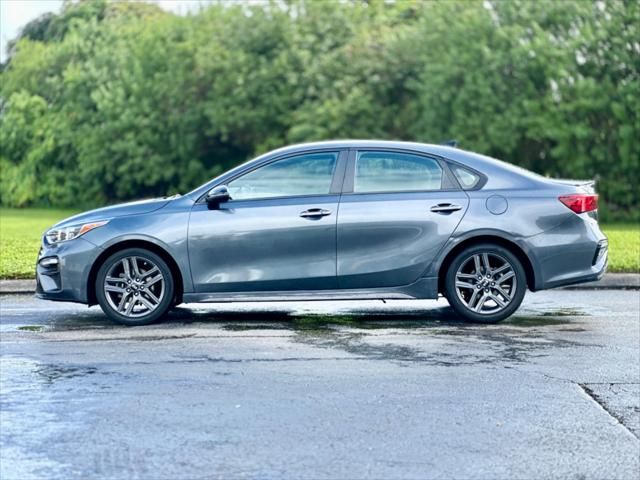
[14,298,585,333]
[163,303,581,331]
[166,303,463,329]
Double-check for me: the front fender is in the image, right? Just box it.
[83,211,193,294]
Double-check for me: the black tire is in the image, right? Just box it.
[95,248,175,326]
[444,243,526,323]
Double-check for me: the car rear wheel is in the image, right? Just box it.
[95,248,174,326]
[444,243,526,323]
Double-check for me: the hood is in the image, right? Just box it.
[52,197,172,228]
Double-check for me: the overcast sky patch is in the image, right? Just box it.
[0,0,213,62]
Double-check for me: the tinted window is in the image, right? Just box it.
[354,151,443,193]
[228,152,337,200]
[452,165,481,189]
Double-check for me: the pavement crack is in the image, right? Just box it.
[578,383,639,440]
[581,382,640,385]
[530,371,575,384]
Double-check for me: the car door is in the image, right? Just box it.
[337,149,469,289]
[189,150,346,293]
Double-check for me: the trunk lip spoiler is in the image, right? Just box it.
[549,178,595,187]
[547,178,596,194]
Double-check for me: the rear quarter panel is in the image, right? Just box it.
[424,154,590,288]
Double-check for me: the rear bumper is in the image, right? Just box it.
[538,239,608,289]
[531,212,608,291]
[35,237,101,304]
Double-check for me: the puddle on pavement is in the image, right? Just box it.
[223,323,292,331]
[38,309,586,334]
[219,311,462,334]
[17,325,45,332]
[219,308,586,333]
[293,324,587,365]
[540,308,588,317]
[35,364,98,383]
[507,308,588,326]
[275,310,590,366]
[506,316,571,326]
[282,315,420,333]
[0,304,594,375]
[47,312,118,331]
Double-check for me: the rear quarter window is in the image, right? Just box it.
[451,165,481,189]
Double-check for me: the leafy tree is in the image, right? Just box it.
[0,0,637,220]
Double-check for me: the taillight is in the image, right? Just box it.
[559,194,598,214]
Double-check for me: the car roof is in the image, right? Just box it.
[265,139,461,157]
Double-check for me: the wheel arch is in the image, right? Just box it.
[87,240,184,306]
[437,234,537,293]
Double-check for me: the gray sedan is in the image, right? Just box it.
[36,141,607,325]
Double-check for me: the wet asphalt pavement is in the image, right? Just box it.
[0,290,639,480]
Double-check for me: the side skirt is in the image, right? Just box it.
[183,277,438,303]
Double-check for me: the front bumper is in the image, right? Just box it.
[36,237,102,304]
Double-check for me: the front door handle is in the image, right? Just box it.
[300,208,332,218]
[430,203,463,213]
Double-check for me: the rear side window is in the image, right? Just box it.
[451,165,481,189]
[354,151,443,193]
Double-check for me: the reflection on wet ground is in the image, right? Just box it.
[3,299,594,368]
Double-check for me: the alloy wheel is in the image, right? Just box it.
[454,252,517,315]
[103,256,165,318]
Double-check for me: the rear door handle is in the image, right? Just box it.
[300,208,332,218]
[430,203,463,213]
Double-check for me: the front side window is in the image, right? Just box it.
[228,152,338,200]
[354,151,443,193]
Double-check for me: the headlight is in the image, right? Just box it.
[45,221,109,244]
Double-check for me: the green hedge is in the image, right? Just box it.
[1,0,638,221]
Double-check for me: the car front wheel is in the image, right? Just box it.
[444,243,526,323]
[95,248,175,326]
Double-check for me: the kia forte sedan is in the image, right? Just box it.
[36,141,607,325]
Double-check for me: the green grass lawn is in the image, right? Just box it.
[0,208,79,279]
[602,223,640,273]
[0,208,638,279]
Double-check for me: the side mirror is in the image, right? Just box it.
[206,185,231,210]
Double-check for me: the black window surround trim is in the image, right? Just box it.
[195,146,488,204]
